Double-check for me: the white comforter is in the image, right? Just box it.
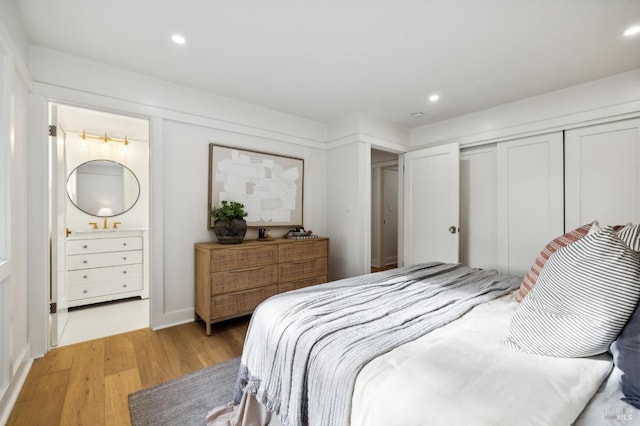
[351,292,613,426]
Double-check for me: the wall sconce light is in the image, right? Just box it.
[80,130,130,146]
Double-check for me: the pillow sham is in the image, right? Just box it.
[506,226,640,357]
[516,222,594,302]
[618,223,640,251]
[611,303,640,408]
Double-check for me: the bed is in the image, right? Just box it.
[207,223,640,426]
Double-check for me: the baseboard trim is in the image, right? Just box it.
[0,348,33,425]
[151,308,195,331]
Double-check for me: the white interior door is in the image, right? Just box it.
[50,106,68,347]
[403,142,460,265]
[565,118,640,229]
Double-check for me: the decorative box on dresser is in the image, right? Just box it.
[195,238,329,335]
[66,229,149,307]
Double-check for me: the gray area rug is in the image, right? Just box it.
[129,357,240,426]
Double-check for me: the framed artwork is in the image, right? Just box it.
[208,144,304,228]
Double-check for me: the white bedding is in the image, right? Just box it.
[351,292,613,426]
[574,367,640,426]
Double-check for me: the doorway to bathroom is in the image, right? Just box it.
[50,103,150,347]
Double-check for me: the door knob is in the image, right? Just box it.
[448,226,458,234]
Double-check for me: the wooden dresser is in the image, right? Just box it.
[195,238,329,335]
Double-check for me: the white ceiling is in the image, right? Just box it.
[16,0,640,129]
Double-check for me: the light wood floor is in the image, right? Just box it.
[7,317,250,426]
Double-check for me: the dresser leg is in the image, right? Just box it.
[206,322,212,336]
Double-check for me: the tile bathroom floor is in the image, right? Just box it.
[58,297,149,346]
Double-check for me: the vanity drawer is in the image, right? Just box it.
[67,237,143,255]
[67,263,143,286]
[68,277,143,301]
[67,250,143,270]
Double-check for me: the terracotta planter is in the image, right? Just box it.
[213,218,247,244]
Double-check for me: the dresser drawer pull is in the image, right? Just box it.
[83,275,88,279]
[123,270,127,274]
[123,257,127,260]
[123,284,127,288]
[123,243,127,246]
[83,290,88,294]
[83,245,88,249]
[231,266,265,273]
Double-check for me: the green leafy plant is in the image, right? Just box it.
[210,200,248,221]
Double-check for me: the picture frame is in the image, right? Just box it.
[208,144,304,228]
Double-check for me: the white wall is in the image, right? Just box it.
[0,5,32,420]
[0,0,28,74]
[30,46,327,146]
[0,53,32,425]
[161,120,328,321]
[326,142,371,279]
[411,68,640,147]
[10,55,29,378]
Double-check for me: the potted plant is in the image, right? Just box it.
[211,200,248,244]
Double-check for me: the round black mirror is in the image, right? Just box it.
[67,160,140,217]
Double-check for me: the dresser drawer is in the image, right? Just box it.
[211,245,277,270]
[211,284,278,320]
[67,237,142,255]
[69,277,143,301]
[279,257,328,283]
[68,263,143,286]
[212,264,278,294]
[279,240,328,262]
[278,275,328,293]
[67,250,143,271]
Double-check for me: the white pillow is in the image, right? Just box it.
[618,223,640,251]
[506,226,640,357]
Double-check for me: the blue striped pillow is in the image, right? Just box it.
[506,226,640,357]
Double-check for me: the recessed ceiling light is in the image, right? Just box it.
[411,112,424,118]
[429,94,440,102]
[172,34,186,45]
[623,25,640,37]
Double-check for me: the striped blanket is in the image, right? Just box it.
[234,262,521,426]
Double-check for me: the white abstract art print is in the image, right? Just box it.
[209,144,304,227]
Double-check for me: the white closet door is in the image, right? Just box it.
[460,145,497,270]
[403,142,460,265]
[497,132,564,276]
[565,118,640,229]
